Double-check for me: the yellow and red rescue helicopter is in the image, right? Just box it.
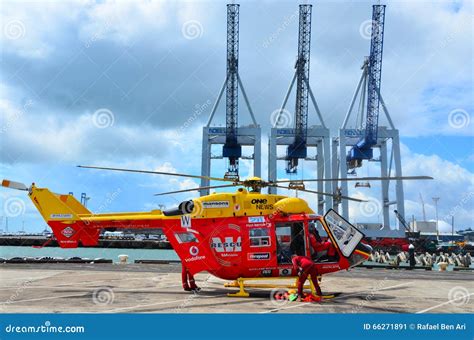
[2,167,432,297]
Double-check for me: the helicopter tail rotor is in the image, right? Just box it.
[1,179,29,191]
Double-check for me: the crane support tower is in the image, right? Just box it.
[201,3,261,195]
[268,4,331,214]
[333,4,404,230]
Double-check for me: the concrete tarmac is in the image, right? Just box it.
[0,263,472,313]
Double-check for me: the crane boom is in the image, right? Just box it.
[347,4,386,168]
[419,192,427,221]
[394,209,410,232]
[286,4,312,173]
[365,4,385,146]
[222,4,241,178]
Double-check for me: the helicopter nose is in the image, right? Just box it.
[356,242,372,259]
[348,242,373,267]
[362,243,373,255]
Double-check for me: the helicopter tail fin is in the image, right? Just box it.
[1,180,99,248]
[28,185,100,248]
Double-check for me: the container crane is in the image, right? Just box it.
[201,4,261,194]
[222,3,242,180]
[346,4,385,169]
[337,4,405,229]
[268,4,331,214]
[286,3,312,174]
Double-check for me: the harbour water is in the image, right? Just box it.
[0,246,179,263]
[1,246,472,270]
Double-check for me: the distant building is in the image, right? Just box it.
[458,229,474,242]
[354,223,405,238]
[418,232,464,242]
[410,221,437,233]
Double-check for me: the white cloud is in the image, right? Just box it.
[79,0,171,46]
[0,97,207,165]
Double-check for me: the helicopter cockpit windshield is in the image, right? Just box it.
[324,209,364,257]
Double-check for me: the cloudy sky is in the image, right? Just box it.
[1,0,472,233]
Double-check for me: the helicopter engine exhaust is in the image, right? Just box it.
[163,200,195,216]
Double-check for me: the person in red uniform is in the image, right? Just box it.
[181,265,200,292]
[308,224,336,260]
[291,255,322,298]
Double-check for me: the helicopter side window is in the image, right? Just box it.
[275,222,306,264]
[249,228,270,247]
[175,232,197,244]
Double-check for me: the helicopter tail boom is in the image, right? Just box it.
[22,183,174,248]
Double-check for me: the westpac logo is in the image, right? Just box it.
[210,236,242,253]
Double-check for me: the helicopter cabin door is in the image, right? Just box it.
[323,209,364,258]
[275,221,307,265]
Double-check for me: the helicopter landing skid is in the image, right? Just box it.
[224,276,321,298]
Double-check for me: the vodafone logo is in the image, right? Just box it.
[189,246,199,257]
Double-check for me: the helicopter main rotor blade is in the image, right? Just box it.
[78,165,236,183]
[271,185,367,203]
[274,176,433,184]
[154,184,238,196]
